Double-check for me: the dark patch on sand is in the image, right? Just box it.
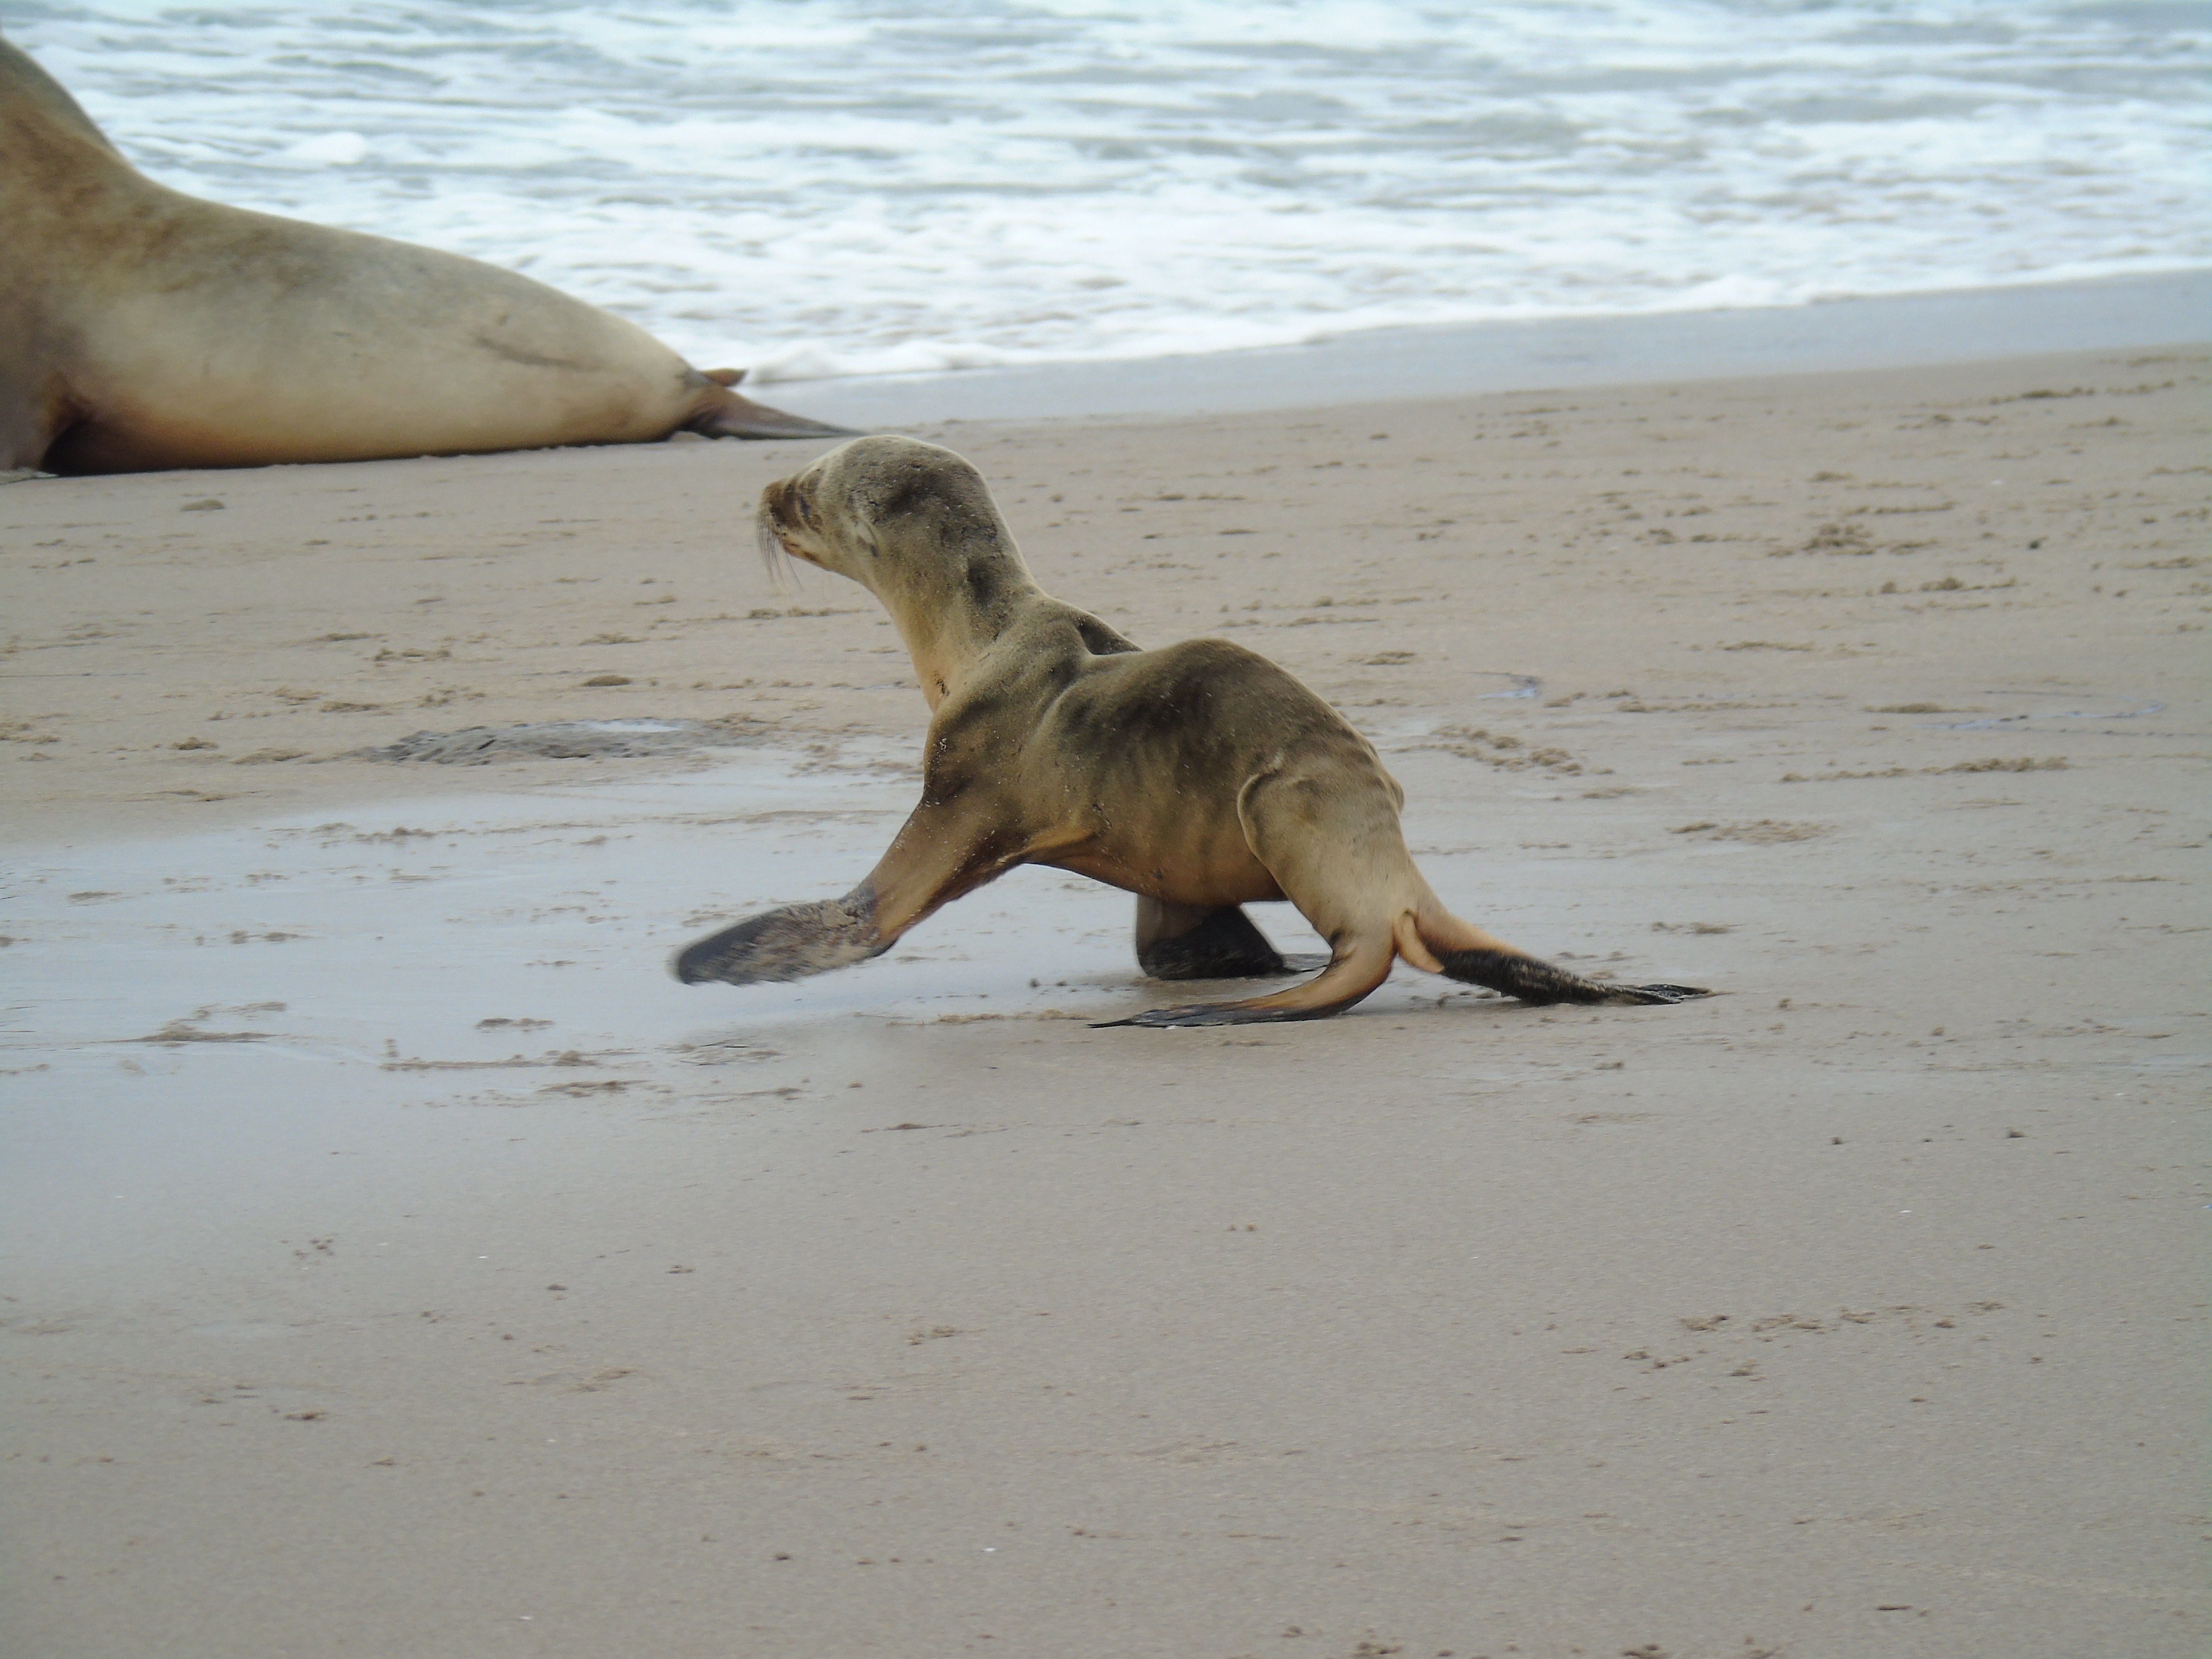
[352,717,764,766]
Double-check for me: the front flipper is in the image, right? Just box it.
[675,795,1022,989]
[672,886,884,985]
[1133,898,1327,981]
[1438,948,1711,1007]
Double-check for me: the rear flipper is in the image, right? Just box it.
[1436,946,1708,1006]
[1096,937,1395,1028]
[685,380,859,441]
[1134,898,1328,981]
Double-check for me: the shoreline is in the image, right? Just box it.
[783,268,2212,428]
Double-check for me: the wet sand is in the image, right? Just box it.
[790,270,2212,429]
[3,343,2207,1656]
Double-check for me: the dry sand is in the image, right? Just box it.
[3,345,2206,1657]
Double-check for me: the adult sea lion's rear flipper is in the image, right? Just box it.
[1133,898,1327,981]
[686,383,860,441]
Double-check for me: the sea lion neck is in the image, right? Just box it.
[2,40,147,245]
[2,38,125,160]
[865,520,1044,711]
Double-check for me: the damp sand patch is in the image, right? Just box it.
[0,750,1175,1089]
[352,717,765,766]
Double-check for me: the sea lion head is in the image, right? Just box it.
[757,436,1030,620]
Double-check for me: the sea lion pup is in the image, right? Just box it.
[0,38,847,476]
[674,437,1710,1027]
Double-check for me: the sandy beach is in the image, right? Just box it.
[3,337,2206,1656]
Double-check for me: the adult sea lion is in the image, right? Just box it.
[0,38,847,476]
[674,436,1711,1027]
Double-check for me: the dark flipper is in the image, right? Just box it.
[686,384,859,441]
[1093,1000,1349,1029]
[1438,948,1710,1007]
[1609,984,1711,1004]
[1100,936,1397,1029]
[672,886,887,985]
[1134,899,1326,981]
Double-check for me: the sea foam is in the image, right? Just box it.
[13,0,2208,382]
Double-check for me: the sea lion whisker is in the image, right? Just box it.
[756,502,796,594]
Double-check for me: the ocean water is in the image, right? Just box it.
[10,1,2209,383]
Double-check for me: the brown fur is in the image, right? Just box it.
[674,437,1711,1026]
[0,37,846,475]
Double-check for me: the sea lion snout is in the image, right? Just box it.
[757,478,814,563]
[757,470,864,596]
